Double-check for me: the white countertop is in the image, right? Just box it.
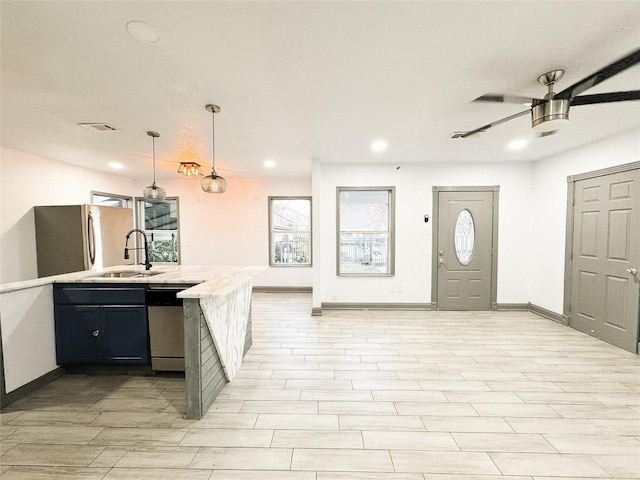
[0,265,266,297]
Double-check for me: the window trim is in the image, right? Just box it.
[91,191,133,208]
[336,186,395,277]
[268,196,312,267]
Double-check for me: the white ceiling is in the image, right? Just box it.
[2,1,639,181]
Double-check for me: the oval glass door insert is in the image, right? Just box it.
[454,209,475,265]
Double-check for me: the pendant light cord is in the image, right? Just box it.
[152,135,157,184]
[211,108,216,174]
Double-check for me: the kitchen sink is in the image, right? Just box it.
[89,270,163,278]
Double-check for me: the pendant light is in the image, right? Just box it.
[201,104,227,193]
[143,131,166,201]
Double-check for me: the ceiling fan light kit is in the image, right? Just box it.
[459,48,640,138]
[531,98,570,132]
[531,69,570,133]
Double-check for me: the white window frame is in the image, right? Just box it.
[269,196,312,267]
[336,186,395,277]
[91,191,133,208]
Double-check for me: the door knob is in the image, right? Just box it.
[626,267,638,275]
[438,258,444,264]
[92,329,100,337]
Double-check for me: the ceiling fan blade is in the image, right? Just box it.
[571,90,640,106]
[473,94,539,105]
[555,47,640,100]
[460,109,530,138]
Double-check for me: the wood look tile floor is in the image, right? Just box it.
[1,292,639,479]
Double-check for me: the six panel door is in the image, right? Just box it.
[570,168,640,353]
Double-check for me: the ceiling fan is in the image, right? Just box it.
[460,47,640,138]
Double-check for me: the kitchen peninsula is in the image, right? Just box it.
[0,265,265,419]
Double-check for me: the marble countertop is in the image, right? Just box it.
[0,265,266,297]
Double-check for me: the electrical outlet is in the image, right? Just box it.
[398,286,404,293]
[390,286,396,293]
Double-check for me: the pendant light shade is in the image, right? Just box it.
[201,172,227,193]
[143,131,166,201]
[201,104,227,194]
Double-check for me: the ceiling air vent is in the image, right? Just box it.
[78,123,118,132]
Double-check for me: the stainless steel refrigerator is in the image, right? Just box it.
[34,204,134,277]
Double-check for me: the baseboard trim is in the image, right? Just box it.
[253,286,312,293]
[494,302,566,324]
[318,302,564,320]
[1,367,65,409]
[493,302,530,311]
[321,302,433,311]
[528,303,567,325]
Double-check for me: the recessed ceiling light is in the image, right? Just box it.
[126,20,160,44]
[108,162,123,170]
[507,138,529,151]
[371,139,388,153]
[264,159,276,168]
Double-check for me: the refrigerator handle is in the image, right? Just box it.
[87,211,96,266]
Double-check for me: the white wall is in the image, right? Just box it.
[314,161,534,309]
[0,147,136,284]
[529,129,640,313]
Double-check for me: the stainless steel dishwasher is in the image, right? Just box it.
[146,285,193,372]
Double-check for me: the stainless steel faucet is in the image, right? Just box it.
[124,229,152,270]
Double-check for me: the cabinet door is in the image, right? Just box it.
[55,306,103,364]
[103,306,150,364]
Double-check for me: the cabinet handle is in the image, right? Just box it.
[92,329,100,337]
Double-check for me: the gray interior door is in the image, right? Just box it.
[435,189,497,310]
[569,168,640,353]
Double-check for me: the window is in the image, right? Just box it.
[269,197,311,266]
[454,209,475,265]
[135,197,180,264]
[337,187,395,276]
[91,191,133,208]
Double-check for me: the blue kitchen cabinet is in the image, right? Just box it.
[55,305,103,363]
[54,284,150,365]
[102,305,149,363]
